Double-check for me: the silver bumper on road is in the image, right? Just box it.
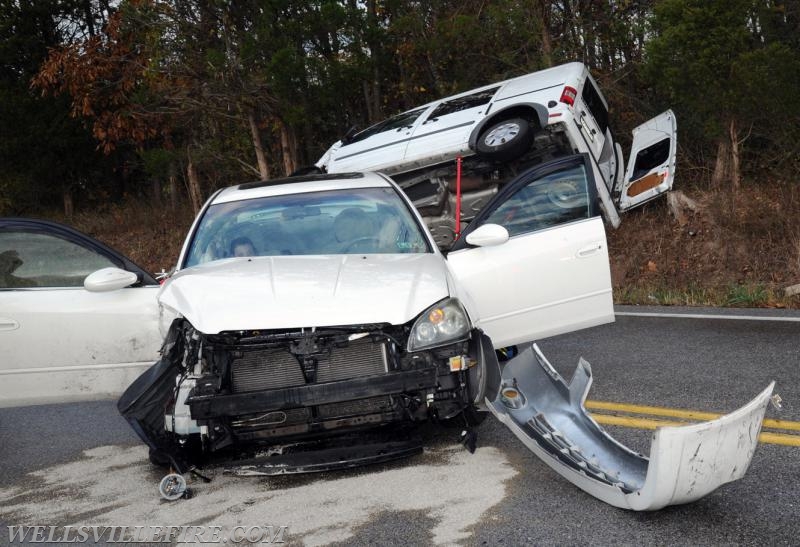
[488,344,774,510]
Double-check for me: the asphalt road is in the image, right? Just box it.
[1,306,798,546]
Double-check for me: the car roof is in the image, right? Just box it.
[211,172,392,205]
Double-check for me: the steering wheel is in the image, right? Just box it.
[341,237,381,252]
[546,180,585,209]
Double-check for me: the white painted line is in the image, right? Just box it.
[616,311,800,322]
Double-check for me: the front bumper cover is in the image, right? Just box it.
[488,343,774,510]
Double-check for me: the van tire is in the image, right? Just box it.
[476,117,534,162]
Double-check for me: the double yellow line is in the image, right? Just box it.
[585,400,800,447]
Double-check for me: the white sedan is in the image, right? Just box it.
[115,158,773,510]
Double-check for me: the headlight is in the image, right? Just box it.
[408,298,471,352]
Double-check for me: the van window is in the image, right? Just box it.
[581,80,609,134]
[349,107,428,144]
[426,87,499,120]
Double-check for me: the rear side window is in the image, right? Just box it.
[349,108,428,144]
[426,87,499,120]
[581,80,609,134]
[0,231,116,288]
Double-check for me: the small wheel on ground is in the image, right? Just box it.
[476,117,534,162]
[158,473,187,501]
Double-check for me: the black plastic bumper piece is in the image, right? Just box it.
[187,368,438,420]
[223,439,424,476]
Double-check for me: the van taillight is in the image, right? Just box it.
[560,86,577,106]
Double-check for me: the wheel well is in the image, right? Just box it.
[468,103,548,151]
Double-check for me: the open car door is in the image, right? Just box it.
[446,154,614,347]
[618,110,677,211]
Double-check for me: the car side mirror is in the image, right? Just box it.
[465,224,509,247]
[84,267,139,292]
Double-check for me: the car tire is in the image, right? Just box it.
[476,117,534,162]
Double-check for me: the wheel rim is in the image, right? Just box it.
[483,122,521,146]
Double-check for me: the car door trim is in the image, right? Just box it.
[478,287,612,324]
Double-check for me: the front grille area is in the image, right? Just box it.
[230,337,389,393]
[231,408,312,428]
[316,338,388,383]
[317,396,393,419]
[231,348,304,393]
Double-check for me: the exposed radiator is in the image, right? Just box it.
[231,348,304,393]
[231,338,388,393]
[316,338,388,383]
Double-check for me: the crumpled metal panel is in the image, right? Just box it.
[488,344,774,510]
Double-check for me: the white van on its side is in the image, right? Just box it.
[316,62,676,248]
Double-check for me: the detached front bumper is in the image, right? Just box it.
[489,344,774,510]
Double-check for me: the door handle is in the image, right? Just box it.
[576,244,602,258]
[579,112,595,142]
[0,318,20,331]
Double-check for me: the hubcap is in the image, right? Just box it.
[484,122,521,146]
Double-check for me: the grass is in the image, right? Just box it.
[614,282,798,308]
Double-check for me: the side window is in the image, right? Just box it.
[0,231,116,289]
[631,138,670,180]
[426,87,499,120]
[581,80,609,134]
[349,107,428,144]
[482,164,592,237]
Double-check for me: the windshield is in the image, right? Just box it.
[184,186,431,267]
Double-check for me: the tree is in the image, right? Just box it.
[0,0,116,216]
[644,0,800,189]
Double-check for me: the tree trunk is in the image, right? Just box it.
[62,189,74,218]
[729,118,741,191]
[151,178,161,207]
[711,117,742,193]
[186,151,203,214]
[367,0,381,122]
[279,121,297,176]
[248,112,270,180]
[168,162,178,210]
[362,80,375,123]
[711,138,730,188]
[536,0,553,67]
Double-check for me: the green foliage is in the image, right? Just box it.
[0,0,117,214]
[2,0,799,216]
[643,0,800,177]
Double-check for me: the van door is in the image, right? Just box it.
[404,87,499,166]
[618,110,677,211]
[326,107,430,174]
[574,74,609,163]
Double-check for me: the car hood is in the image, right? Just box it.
[160,254,450,334]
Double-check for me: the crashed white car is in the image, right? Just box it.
[119,163,773,510]
[316,62,677,247]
